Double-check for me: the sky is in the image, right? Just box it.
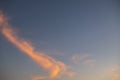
[0,0,120,80]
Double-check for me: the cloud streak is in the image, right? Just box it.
[0,11,67,79]
[71,53,96,67]
[32,76,48,80]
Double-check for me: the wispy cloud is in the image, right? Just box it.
[32,76,47,80]
[0,11,68,79]
[71,53,96,67]
[56,71,76,79]
[71,53,91,63]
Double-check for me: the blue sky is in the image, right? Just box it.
[0,0,120,80]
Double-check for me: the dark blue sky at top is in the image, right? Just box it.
[0,0,120,80]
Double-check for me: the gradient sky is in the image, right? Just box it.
[0,0,120,80]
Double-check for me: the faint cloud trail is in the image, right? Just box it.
[0,11,67,80]
[71,53,96,67]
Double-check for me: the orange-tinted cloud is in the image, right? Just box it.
[0,11,67,79]
[111,65,120,80]
[67,72,76,78]
[0,11,4,24]
[103,65,120,80]
[112,74,120,80]
[32,76,47,80]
